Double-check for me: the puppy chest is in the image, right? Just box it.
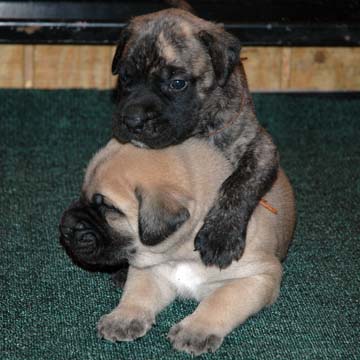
[158,262,205,299]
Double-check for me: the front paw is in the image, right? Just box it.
[194,214,245,269]
[97,309,154,342]
[168,322,223,356]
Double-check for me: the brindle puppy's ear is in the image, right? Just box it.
[197,29,241,87]
[165,0,195,13]
[135,186,192,246]
[112,27,132,75]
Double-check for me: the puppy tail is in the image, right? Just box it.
[164,0,195,14]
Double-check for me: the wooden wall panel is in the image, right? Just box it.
[33,45,112,89]
[0,45,24,87]
[289,47,360,90]
[1,45,359,90]
[242,47,282,91]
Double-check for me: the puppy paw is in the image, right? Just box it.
[194,215,245,269]
[168,322,223,356]
[97,309,154,342]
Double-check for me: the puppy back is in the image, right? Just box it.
[84,138,231,205]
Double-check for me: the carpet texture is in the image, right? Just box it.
[1,90,359,360]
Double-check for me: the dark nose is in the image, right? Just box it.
[60,211,97,249]
[122,105,158,133]
[122,105,147,133]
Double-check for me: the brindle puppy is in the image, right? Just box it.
[60,139,295,355]
[111,8,279,269]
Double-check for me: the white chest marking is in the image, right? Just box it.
[130,140,148,148]
[165,263,203,298]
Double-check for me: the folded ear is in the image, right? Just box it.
[197,29,241,87]
[135,186,192,246]
[112,27,132,75]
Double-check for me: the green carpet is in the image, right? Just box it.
[1,90,359,360]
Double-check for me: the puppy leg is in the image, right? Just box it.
[195,132,279,269]
[98,267,175,342]
[168,261,282,355]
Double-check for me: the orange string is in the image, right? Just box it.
[259,198,278,214]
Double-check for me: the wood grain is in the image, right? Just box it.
[0,45,24,88]
[0,45,359,90]
[24,46,34,88]
[242,47,282,91]
[280,48,292,89]
[33,45,111,88]
[289,47,360,90]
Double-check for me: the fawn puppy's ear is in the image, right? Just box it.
[136,186,192,246]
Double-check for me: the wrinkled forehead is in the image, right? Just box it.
[124,17,206,77]
[83,165,138,218]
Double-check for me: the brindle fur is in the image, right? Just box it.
[111,9,279,269]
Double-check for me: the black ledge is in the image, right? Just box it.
[0,0,359,46]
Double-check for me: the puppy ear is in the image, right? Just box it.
[112,27,132,75]
[165,0,195,13]
[197,29,241,87]
[135,186,192,246]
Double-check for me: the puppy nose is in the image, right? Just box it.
[123,107,147,133]
[60,215,97,247]
[60,209,90,236]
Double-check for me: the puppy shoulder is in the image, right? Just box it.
[182,138,233,176]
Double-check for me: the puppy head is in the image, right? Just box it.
[59,142,193,270]
[59,195,131,272]
[111,8,241,148]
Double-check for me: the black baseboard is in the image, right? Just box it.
[0,0,359,45]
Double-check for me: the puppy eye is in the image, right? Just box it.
[121,73,128,83]
[92,193,124,215]
[119,68,129,83]
[169,79,188,91]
